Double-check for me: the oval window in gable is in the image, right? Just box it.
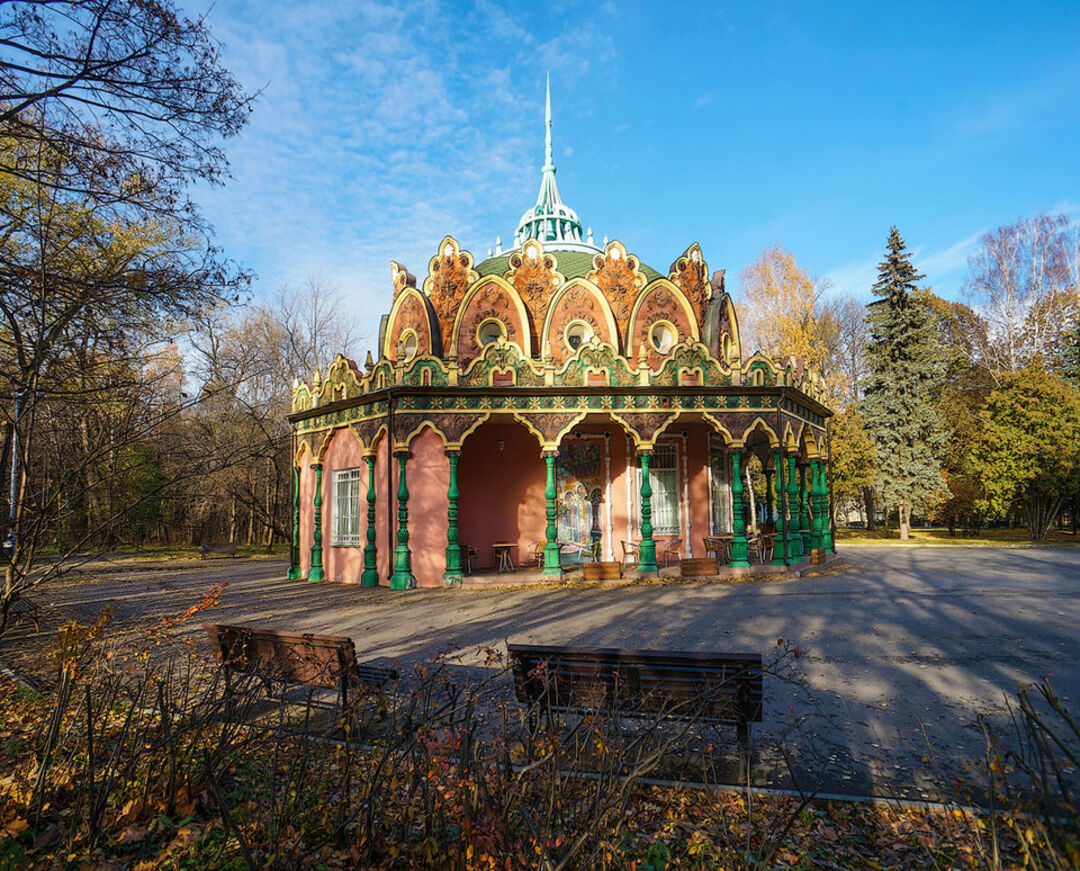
[477,319,506,345]
[650,321,677,354]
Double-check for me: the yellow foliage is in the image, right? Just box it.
[739,245,848,402]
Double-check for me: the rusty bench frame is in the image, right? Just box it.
[204,623,397,710]
[508,642,763,765]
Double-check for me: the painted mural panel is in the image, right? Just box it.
[557,441,605,549]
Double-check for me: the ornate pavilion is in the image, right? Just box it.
[287,83,834,588]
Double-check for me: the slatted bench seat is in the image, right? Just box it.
[680,557,720,577]
[507,642,763,766]
[204,623,398,710]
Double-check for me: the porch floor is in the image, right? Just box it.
[454,553,840,590]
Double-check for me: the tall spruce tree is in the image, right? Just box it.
[860,227,949,539]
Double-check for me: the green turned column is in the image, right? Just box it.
[821,460,835,552]
[543,453,562,575]
[390,451,415,590]
[771,450,788,566]
[361,455,379,586]
[799,463,812,554]
[787,454,806,562]
[763,468,774,525]
[444,451,464,586]
[287,466,301,579]
[308,464,325,582]
[809,460,824,552]
[636,451,659,573]
[729,451,750,567]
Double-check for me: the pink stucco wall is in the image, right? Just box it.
[687,424,711,558]
[407,428,450,588]
[374,438,390,584]
[299,451,313,576]
[321,427,367,584]
[459,422,545,570]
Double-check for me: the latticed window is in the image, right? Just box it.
[333,468,363,546]
[642,443,680,535]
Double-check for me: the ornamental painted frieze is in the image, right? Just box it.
[424,237,478,352]
[514,410,588,450]
[668,243,712,328]
[609,410,679,446]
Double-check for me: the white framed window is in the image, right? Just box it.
[640,443,680,535]
[333,468,363,546]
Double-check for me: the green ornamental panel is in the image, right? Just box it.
[763,469,774,525]
[309,465,325,582]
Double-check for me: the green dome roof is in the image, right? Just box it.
[474,250,663,284]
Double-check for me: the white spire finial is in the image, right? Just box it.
[543,71,554,173]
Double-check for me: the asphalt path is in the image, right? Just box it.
[23,546,1080,801]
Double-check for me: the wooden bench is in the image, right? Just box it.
[582,561,623,581]
[507,643,763,764]
[680,557,719,577]
[201,541,238,559]
[204,623,398,709]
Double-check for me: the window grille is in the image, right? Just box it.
[642,443,679,535]
[333,468,363,546]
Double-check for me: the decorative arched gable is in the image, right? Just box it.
[450,277,532,367]
[626,279,700,370]
[717,294,742,366]
[423,236,478,353]
[667,243,712,327]
[506,238,564,354]
[321,354,364,404]
[541,278,619,367]
[587,240,647,338]
[384,287,440,361]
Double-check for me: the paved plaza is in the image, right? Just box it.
[14,546,1080,801]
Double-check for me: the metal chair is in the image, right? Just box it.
[621,540,639,568]
[659,538,683,567]
[461,543,479,574]
[529,541,545,569]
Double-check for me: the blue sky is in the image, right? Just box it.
[195,0,1080,349]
